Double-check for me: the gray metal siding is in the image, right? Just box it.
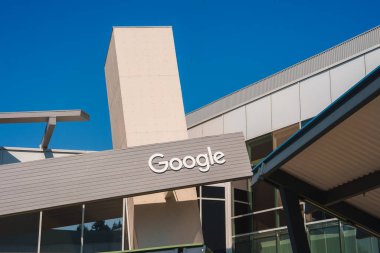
[186,26,380,128]
[0,133,251,217]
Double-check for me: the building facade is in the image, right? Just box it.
[0,25,379,253]
[186,25,380,253]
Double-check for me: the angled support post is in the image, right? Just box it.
[280,187,311,253]
[40,117,56,150]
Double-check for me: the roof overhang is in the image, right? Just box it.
[0,110,89,123]
[0,110,89,149]
[0,132,252,217]
[252,66,380,237]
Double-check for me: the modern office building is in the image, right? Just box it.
[0,25,379,253]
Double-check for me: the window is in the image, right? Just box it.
[0,212,39,252]
[199,185,226,253]
[40,205,82,253]
[83,199,123,253]
[202,200,226,253]
[246,133,273,166]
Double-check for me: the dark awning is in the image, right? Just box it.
[252,66,380,237]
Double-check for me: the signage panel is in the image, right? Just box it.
[0,132,252,217]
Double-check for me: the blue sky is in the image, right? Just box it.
[0,0,379,151]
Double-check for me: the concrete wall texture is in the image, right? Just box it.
[105,27,202,249]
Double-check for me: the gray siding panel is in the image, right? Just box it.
[0,133,251,217]
[186,26,380,128]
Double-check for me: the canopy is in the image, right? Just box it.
[252,66,380,238]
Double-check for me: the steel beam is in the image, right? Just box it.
[0,110,89,124]
[40,117,56,150]
[266,170,380,238]
[280,187,311,253]
[325,171,380,206]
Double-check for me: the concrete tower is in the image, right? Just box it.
[105,27,203,249]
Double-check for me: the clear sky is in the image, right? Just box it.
[0,0,379,151]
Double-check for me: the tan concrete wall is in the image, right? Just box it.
[105,34,127,149]
[134,197,203,248]
[106,27,188,148]
[105,27,202,249]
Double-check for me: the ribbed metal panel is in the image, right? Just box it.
[186,26,380,128]
[347,188,380,219]
[281,95,380,191]
[0,133,251,217]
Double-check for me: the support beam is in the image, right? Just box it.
[325,171,380,206]
[40,117,56,150]
[280,187,311,253]
[266,170,380,238]
[0,110,89,123]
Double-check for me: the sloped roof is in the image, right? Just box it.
[252,66,380,237]
[186,26,380,128]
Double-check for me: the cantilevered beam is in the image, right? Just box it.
[0,110,89,123]
[40,117,56,150]
[264,170,380,238]
[325,171,380,206]
[0,110,89,149]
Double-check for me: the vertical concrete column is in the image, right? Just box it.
[105,27,203,249]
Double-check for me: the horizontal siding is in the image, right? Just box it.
[0,133,251,217]
[186,26,380,128]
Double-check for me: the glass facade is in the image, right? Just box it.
[232,123,380,253]
[198,185,226,253]
[40,205,82,253]
[0,123,379,253]
[0,199,125,253]
[0,212,39,252]
[83,199,123,253]
[233,221,380,253]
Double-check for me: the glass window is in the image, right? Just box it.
[40,205,82,253]
[234,201,251,216]
[234,215,252,235]
[202,200,226,253]
[342,224,380,253]
[246,134,273,166]
[0,212,39,252]
[278,233,292,253]
[308,221,340,253]
[252,181,276,212]
[252,235,277,253]
[272,124,299,149]
[202,186,225,199]
[234,235,253,253]
[234,188,250,203]
[83,199,123,253]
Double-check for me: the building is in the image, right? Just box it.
[0,25,379,253]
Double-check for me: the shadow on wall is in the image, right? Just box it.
[0,148,55,165]
[0,148,21,165]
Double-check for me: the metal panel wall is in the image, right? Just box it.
[0,133,251,217]
[187,125,202,138]
[365,48,380,74]
[246,96,272,140]
[300,71,332,121]
[271,84,300,131]
[186,26,380,128]
[202,116,223,137]
[223,107,246,138]
[330,56,366,100]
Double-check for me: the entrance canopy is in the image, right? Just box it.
[252,66,380,238]
[0,132,251,217]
